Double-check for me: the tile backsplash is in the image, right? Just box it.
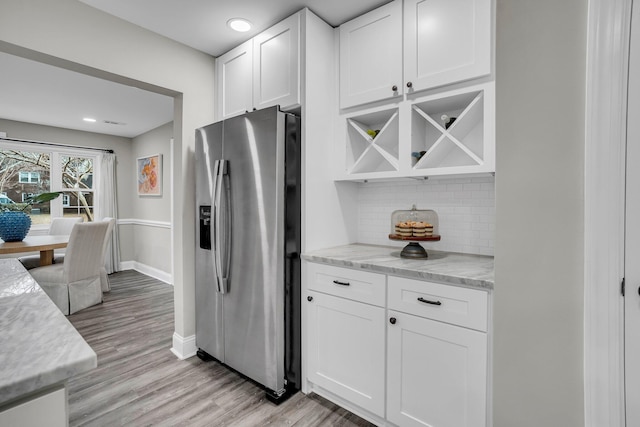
[357,176,495,256]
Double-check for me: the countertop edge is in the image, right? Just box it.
[302,246,494,290]
[1,351,97,409]
[0,259,98,407]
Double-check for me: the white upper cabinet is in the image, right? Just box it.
[339,0,492,109]
[253,13,300,111]
[216,12,300,120]
[335,0,494,180]
[404,0,492,93]
[216,40,253,120]
[339,1,403,109]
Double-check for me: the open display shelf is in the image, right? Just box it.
[346,109,399,174]
[336,82,494,181]
[411,90,484,171]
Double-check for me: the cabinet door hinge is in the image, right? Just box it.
[622,277,626,297]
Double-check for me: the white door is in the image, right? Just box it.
[339,0,402,109]
[387,311,487,427]
[626,2,640,424]
[404,0,491,93]
[306,290,386,417]
[216,40,253,120]
[253,12,300,111]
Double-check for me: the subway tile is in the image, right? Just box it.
[357,176,495,256]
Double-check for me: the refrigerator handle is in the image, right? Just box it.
[213,159,226,294]
[222,160,232,290]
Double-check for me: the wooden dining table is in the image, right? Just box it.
[0,235,69,266]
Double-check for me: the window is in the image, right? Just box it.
[18,171,40,183]
[21,193,35,202]
[0,145,99,227]
[0,150,51,224]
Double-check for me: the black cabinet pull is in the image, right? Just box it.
[389,317,397,325]
[417,297,442,306]
[332,280,350,286]
[307,296,313,302]
[406,81,413,88]
[392,85,398,91]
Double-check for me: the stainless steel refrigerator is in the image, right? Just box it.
[194,106,301,402]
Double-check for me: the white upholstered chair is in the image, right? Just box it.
[30,221,110,315]
[19,217,83,269]
[100,217,116,292]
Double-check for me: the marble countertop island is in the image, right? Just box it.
[0,259,97,407]
[302,243,494,290]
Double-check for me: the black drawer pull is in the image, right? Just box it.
[417,297,442,306]
[332,280,350,286]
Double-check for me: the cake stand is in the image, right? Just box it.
[388,234,441,259]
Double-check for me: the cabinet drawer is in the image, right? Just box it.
[306,262,386,307]
[388,276,488,331]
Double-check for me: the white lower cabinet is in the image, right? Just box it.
[304,261,490,426]
[387,311,487,427]
[306,290,386,416]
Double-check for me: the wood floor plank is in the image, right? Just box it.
[66,270,376,427]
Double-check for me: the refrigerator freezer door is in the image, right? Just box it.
[222,107,286,393]
[195,122,225,362]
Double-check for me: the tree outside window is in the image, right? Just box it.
[61,156,94,221]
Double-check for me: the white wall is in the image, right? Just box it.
[125,122,173,276]
[0,0,216,348]
[357,176,495,255]
[494,0,586,425]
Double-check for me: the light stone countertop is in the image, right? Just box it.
[302,243,494,290]
[0,259,97,407]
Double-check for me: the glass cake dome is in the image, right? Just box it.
[389,205,440,259]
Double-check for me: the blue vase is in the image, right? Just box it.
[0,211,32,242]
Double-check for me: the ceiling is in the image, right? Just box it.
[79,0,391,57]
[0,52,174,139]
[0,0,390,139]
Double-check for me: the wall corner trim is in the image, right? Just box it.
[584,0,631,425]
[171,332,197,360]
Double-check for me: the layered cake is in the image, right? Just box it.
[394,221,434,238]
[394,221,413,237]
[412,221,433,237]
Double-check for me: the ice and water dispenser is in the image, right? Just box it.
[199,205,211,250]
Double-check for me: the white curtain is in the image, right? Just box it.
[99,153,120,273]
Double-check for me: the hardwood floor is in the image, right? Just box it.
[66,270,375,427]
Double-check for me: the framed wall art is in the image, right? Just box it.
[137,154,162,196]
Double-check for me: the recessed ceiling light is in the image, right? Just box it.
[227,18,252,32]
[83,117,96,123]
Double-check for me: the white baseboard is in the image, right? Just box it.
[119,261,172,285]
[171,332,197,360]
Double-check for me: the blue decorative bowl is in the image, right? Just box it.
[0,211,32,242]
